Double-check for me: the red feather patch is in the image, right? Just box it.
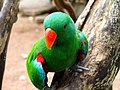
[79,50,84,61]
[37,53,48,73]
[37,53,45,63]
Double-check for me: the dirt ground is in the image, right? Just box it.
[1,14,120,90]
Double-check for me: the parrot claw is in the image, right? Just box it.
[70,65,89,73]
[42,85,52,90]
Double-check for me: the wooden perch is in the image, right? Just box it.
[51,0,120,90]
[75,0,95,30]
[0,0,19,89]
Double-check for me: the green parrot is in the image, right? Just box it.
[26,12,88,90]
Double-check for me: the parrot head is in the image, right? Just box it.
[43,12,76,50]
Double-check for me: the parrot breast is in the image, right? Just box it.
[40,36,80,72]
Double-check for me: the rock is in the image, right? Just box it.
[21,53,28,59]
[19,75,26,81]
[47,72,55,87]
[19,0,54,16]
[28,16,34,22]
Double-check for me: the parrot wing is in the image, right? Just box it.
[26,37,47,89]
[77,30,88,62]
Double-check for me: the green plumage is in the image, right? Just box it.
[26,12,88,90]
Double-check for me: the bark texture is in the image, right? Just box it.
[52,0,120,90]
[0,0,19,89]
[0,0,3,10]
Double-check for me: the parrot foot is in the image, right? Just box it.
[70,65,89,73]
[42,85,52,90]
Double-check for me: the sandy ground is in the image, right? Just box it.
[2,15,43,90]
[1,14,120,90]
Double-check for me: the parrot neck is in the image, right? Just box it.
[55,32,77,47]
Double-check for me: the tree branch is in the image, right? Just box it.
[0,0,3,10]
[0,0,19,89]
[51,0,120,89]
[75,0,95,30]
[53,0,77,22]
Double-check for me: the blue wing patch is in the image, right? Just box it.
[78,31,88,61]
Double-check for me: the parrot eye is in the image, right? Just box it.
[64,24,67,29]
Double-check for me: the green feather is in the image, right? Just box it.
[26,12,88,90]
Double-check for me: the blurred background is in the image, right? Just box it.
[1,0,120,90]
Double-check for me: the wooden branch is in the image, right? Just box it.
[0,0,19,89]
[0,0,3,10]
[53,0,77,22]
[75,0,95,30]
[51,0,120,89]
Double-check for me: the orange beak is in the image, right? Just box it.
[45,28,57,50]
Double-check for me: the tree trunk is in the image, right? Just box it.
[0,0,19,89]
[51,0,120,90]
